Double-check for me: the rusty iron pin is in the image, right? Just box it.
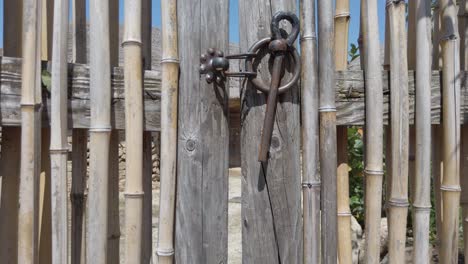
[257,11,299,162]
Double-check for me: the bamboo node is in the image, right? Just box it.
[123,191,144,198]
[412,204,432,212]
[440,34,458,42]
[337,211,352,216]
[20,102,42,110]
[300,34,317,41]
[121,39,143,47]
[387,199,409,207]
[161,58,180,64]
[156,247,175,256]
[364,169,384,176]
[334,12,350,19]
[440,185,462,192]
[319,106,337,112]
[302,182,321,189]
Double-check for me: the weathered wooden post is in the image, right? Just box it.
[157,0,179,263]
[334,0,352,262]
[300,0,320,262]
[18,0,43,262]
[386,1,409,263]
[239,0,302,263]
[87,0,112,263]
[361,0,385,263]
[439,0,462,262]
[412,0,432,263]
[50,0,69,262]
[175,0,229,262]
[0,1,23,262]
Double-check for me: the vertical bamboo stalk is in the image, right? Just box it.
[412,2,433,263]
[87,0,112,263]
[317,1,337,262]
[362,0,384,263]
[41,0,54,61]
[50,0,69,262]
[439,0,462,262]
[300,0,320,262]
[18,0,43,262]
[334,0,352,263]
[0,1,23,262]
[386,1,409,263]
[459,1,468,262]
[123,0,144,262]
[70,1,88,264]
[157,0,179,263]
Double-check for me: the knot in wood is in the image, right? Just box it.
[185,139,197,152]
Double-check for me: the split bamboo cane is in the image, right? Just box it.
[87,0,112,263]
[300,0,320,262]
[157,0,179,262]
[386,1,409,263]
[362,0,384,263]
[317,1,338,262]
[459,0,468,262]
[412,0,433,263]
[18,0,43,262]
[50,0,69,262]
[123,0,144,262]
[334,0,352,263]
[70,1,87,264]
[439,0,462,262]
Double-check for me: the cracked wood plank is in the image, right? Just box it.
[239,0,302,263]
[174,0,229,263]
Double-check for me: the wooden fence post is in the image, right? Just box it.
[175,0,229,263]
[0,1,23,262]
[239,0,302,263]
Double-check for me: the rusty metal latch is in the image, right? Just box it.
[199,11,301,162]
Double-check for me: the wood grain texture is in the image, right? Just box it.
[174,0,229,263]
[239,0,302,263]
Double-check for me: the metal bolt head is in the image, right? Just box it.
[208,48,215,55]
[206,73,214,83]
[199,64,207,73]
[200,54,207,63]
[216,50,224,57]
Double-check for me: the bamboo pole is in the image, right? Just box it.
[439,0,462,262]
[0,1,23,262]
[386,1,409,263]
[87,0,112,263]
[386,0,410,262]
[334,0,352,263]
[157,0,179,262]
[300,0,320,262]
[317,1,337,262]
[18,0,43,262]
[70,1,87,264]
[361,0,384,263]
[459,1,468,262]
[123,0,144,262]
[412,3,432,263]
[50,0,69,262]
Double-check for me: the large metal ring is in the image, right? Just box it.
[245,37,300,95]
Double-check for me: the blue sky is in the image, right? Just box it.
[0,0,386,50]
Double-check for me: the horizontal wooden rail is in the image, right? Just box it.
[0,56,467,130]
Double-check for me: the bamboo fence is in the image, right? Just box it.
[0,1,468,263]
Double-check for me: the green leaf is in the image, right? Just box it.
[41,70,51,92]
